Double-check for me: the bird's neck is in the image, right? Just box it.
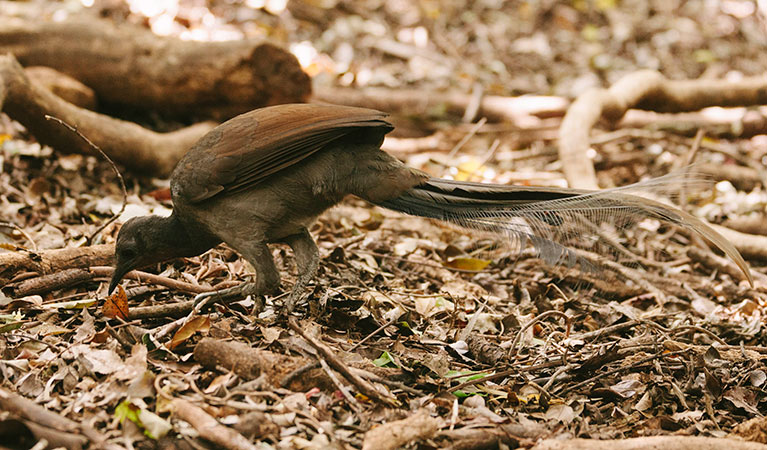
[151,213,220,260]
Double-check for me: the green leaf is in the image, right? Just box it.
[0,321,24,334]
[115,400,171,439]
[446,370,490,384]
[453,390,486,398]
[372,351,399,368]
[115,400,141,425]
[43,298,97,310]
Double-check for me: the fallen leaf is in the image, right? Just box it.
[445,257,491,271]
[750,370,766,388]
[103,285,129,320]
[545,404,576,424]
[260,326,282,344]
[169,316,211,349]
[116,399,172,439]
[68,344,122,375]
[414,295,453,317]
[724,387,760,415]
[609,379,645,398]
[372,351,399,368]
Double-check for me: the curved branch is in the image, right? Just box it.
[0,54,214,176]
[0,244,113,286]
[559,70,767,189]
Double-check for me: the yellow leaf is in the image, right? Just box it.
[445,257,491,271]
[454,158,485,182]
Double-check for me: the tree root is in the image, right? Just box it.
[559,70,767,189]
[0,54,215,176]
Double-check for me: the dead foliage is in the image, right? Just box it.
[1,1,767,449]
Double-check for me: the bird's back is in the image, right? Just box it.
[171,103,394,205]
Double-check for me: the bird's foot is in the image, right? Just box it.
[282,286,327,319]
[284,287,307,314]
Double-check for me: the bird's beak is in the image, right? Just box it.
[109,261,131,294]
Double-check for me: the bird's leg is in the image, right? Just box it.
[282,228,320,313]
[192,242,280,311]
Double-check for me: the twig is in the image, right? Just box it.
[462,83,483,123]
[319,358,363,413]
[557,349,688,395]
[89,266,209,294]
[465,138,501,182]
[348,315,398,351]
[287,318,398,406]
[437,359,572,399]
[280,362,320,388]
[171,398,258,450]
[447,117,487,159]
[0,221,37,251]
[0,388,106,445]
[45,115,127,244]
[508,310,571,357]
[678,129,704,208]
[573,320,641,342]
[349,367,422,395]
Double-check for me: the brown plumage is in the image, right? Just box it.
[110,104,751,311]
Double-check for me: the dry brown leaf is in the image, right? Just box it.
[169,316,211,350]
[103,285,129,320]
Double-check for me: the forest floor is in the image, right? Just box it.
[1,0,767,449]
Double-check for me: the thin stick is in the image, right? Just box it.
[0,221,37,251]
[679,129,704,208]
[447,117,487,159]
[508,310,571,357]
[557,349,689,395]
[348,316,398,352]
[287,318,398,406]
[45,115,128,244]
[319,359,363,413]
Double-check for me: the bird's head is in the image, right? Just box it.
[109,215,174,294]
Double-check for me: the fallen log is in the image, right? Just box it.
[0,15,311,119]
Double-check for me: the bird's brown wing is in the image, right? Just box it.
[173,104,393,203]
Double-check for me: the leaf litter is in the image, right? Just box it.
[1,0,767,448]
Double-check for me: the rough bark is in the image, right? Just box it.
[0,16,311,119]
[0,54,214,176]
[0,244,113,286]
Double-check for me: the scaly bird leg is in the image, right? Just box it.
[282,228,320,313]
[192,242,280,311]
